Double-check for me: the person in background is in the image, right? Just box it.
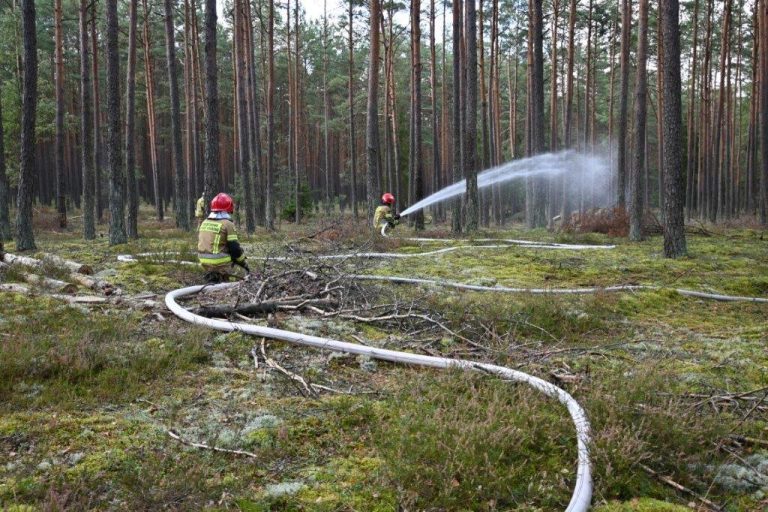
[197,193,250,283]
[194,194,206,227]
[373,192,400,233]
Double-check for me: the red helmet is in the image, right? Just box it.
[381,192,395,205]
[210,193,234,213]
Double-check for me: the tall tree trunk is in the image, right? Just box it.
[409,0,425,229]
[451,0,463,233]
[525,0,545,228]
[685,0,700,216]
[323,0,331,213]
[656,14,665,214]
[143,0,163,220]
[234,0,254,232]
[92,6,104,223]
[429,0,440,220]
[661,0,687,256]
[760,0,768,224]
[561,0,576,221]
[548,0,559,230]
[203,0,221,206]
[80,0,95,240]
[106,0,126,245]
[464,0,479,231]
[15,0,37,251]
[746,2,758,214]
[714,0,732,222]
[266,0,276,229]
[126,0,139,239]
[629,0,648,241]
[54,0,67,228]
[165,0,190,230]
[348,0,358,220]
[0,91,10,241]
[616,0,631,206]
[366,0,382,221]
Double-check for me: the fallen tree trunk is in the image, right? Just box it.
[0,283,30,293]
[193,298,338,317]
[0,261,78,294]
[42,254,94,275]
[2,252,93,275]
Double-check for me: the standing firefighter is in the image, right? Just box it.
[373,193,400,233]
[194,194,206,227]
[197,193,250,283]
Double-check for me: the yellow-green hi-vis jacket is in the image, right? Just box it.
[373,205,395,229]
[197,214,246,272]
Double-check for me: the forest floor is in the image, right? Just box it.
[1,208,767,512]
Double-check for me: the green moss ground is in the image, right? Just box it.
[1,210,767,510]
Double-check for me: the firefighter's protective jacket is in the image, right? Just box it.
[197,213,246,271]
[195,196,205,219]
[373,205,396,229]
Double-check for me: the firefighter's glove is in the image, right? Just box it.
[393,213,401,220]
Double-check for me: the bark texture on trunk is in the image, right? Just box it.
[106,0,127,245]
[661,0,688,257]
[16,0,37,251]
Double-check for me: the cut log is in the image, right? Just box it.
[3,252,94,275]
[42,254,94,275]
[2,252,42,268]
[0,283,30,293]
[0,263,78,294]
[21,273,78,294]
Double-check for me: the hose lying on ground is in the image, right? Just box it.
[165,282,593,512]
[350,275,768,303]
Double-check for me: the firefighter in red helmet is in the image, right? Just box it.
[197,193,250,283]
[373,192,400,232]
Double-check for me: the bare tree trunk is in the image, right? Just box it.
[561,0,576,220]
[348,0,358,220]
[616,0,631,207]
[464,0,479,231]
[106,0,126,245]
[54,0,67,228]
[15,0,37,251]
[234,0,255,232]
[126,0,139,239]
[548,0,560,231]
[760,0,768,224]
[366,0,382,221]
[714,0,732,222]
[629,0,648,241]
[266,0,276,229]
[323,0,331,213]
[429,0,440,220]
[92,7,104,223]
[450,0,463,232]
[661,0,687,256]
[143,0,163,220]
[0,89,10,241]
[79,0,95,240]
[685,0,700,216]
[409,0,425,229]
[525,0,545,228]
[203,0,221,206]
[165,0,190,231]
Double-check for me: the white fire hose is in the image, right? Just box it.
[165,282,593,512]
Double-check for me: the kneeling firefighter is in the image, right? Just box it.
[373,193,400,233]
[197,193,250,283]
